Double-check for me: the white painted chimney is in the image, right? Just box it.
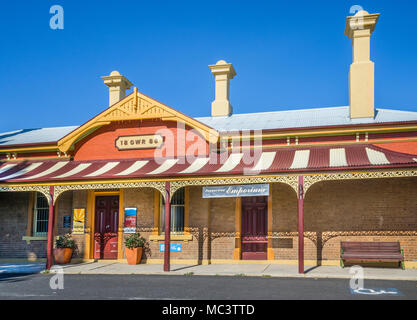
[101,71,133,107]
[209,60,236,117]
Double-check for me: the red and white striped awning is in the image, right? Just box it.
[0,144,416,183]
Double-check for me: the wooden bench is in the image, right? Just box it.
[340,241,405,269]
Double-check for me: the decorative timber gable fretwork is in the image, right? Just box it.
[57,88,219,153]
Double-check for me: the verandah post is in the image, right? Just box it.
[163,181,171,272]
[298,176,304,274]
[46,185,55,270]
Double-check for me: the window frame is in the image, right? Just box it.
[159,187,185,235]
[154,187,189,236]
[32,192,49,237]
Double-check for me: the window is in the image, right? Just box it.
[159,187,185,234]
[33,192,49,236]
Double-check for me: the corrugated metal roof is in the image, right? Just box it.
[195,107,417,132]
[1,107,417,147]
[0,126,78,147]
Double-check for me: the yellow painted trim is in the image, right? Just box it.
[22,236,47,244]
[224,124,417,141]
[140,259,340,266]
[184,186,190,235]
[38,258,417,269]
[58,122,111,153]
[142,259,205,265]
[57,92,219,153]
[267,189,274,260]
[153,189,160,235]
[85,190,95,260]
[117,189,124,259]
[93,191,120,196]
[70,258,96,263]
[149,234,193,242]
[233,197,241,260]
[405,261,417,269]
[1,156,71,162]
[88,190,122,260]
[26,192,35,237]
[0,145,58,153]
[206,197,211,264]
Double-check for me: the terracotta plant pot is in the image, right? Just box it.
[53,248,73,264]
[125,247,143,265]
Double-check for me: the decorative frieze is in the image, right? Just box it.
[0,169,416,204]
[0,186,50,203]
[53,181,166,204]
[303,170,417,195]
[170,175,299,199]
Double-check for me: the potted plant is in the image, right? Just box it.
[124,233,146,265]
[54,234,76,264]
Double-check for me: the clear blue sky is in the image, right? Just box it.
[0,0,416,132]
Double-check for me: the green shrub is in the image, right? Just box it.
[55,233,76,249]
[125,233,146,249]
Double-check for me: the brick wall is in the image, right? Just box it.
[304,177,417,261]
[271,183,298,260]
[1,176,416,263]
[55,190,88,259]
[208,194,235,260]
[109,178,417,263]
[126,186,237,262]
[124,188,156,260]
[0,192,47,260]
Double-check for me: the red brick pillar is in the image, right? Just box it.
[46,186,55,270]
[298,176,304,274]
[163,182,171,272]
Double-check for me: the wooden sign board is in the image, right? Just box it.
[202,184,269,198]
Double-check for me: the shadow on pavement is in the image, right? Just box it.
[171,265,199,272]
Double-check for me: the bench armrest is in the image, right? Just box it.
[401,249,405,270]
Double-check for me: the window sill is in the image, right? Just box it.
[149,234,193,243]
[22,236,47,244]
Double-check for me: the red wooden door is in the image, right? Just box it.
[94,196,119,259]
[241,196,268,260]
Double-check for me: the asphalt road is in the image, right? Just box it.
[0,273,416,300]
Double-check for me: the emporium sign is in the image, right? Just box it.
[115,134,163,150]
[202,184,269,198]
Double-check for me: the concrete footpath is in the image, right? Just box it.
[1,262,417,281]
[53,262,417,281]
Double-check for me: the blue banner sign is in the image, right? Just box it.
[202,184,269,198]
[160,243,182,252]
[63,216,71,228]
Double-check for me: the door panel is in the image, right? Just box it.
[241,196,268,260]
[94,196,119,259]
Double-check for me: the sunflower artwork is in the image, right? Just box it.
[72,208,85,234]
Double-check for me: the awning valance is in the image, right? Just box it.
[0,144,416,184]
